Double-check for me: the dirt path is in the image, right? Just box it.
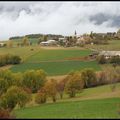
[0,65,12,70]
[47,75,67,81]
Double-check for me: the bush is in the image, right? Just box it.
[0,54,21,67]
[10,55,21,64]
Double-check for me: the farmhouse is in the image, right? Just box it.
[0,42,6,47]
[40,40,57,46]
[99,51,120,59]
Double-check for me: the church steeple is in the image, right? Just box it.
[75,30,77,36]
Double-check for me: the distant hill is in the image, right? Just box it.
[9,33,64,40]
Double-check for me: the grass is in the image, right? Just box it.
[10,48,101,75]
[0,46,41,61]
[14,98,120,118]
[10,60,101,75]
[26,49,91,62]
[14,83,120,118]
[87,40,120,51]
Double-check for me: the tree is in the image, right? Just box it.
[22,70,47,93]
[110,56,120,65]
[22,37,29,46]
[0,108,14,119]
[96,71,107,85]
[0,70,14,91]
[10,55,21,64]
[65,71,84,98]
[44,79,57,102]
[42,35,48,42]
[81,68,97,88]
[0,86,31,111]
[35,87,47,104]
[57,79,66,99]
[38,37,43,44]
[97,55,107,64]
[7,40,13,48]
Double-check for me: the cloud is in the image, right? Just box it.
[0,2,120,40]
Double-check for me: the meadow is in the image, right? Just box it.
[10,61,100,75]
[86,40,120,51]
[14,81,120,119]
[9,48,101,75]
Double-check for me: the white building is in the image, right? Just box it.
[99,51,120,59]
[0,43,6,47]
[40,40,57,46]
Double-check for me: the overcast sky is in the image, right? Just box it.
[0,1,120,40]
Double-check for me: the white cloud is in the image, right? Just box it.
[0,2,120,40]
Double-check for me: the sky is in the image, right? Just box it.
[0,1,120,40]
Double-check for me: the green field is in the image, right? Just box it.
[14,98,120,118]
[87,40,120,51]
[26,49,91,62]
[14,82,120,118]
[9,49,100,75]
[10,61,101,75]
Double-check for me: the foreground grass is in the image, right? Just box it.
[14,98,120,118]
[10,60,101,75]
[14,82,120,118]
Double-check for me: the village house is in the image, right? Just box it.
[0,42,6,47]
[40,40,57,46]
[99,51,120,59]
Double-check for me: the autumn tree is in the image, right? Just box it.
[7,40,13,48]
[0,108,14,119]
[97,55,107,64]
[44,79,57,102]
[22,69,47,93]
[57,79,66,99]
[65,71,84,98]
[35,87,47,104]
[22,37,29,46]
[81,68,97,88]
[0,86,31,111]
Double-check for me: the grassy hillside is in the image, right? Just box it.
[87,40,120,51]
[10,61,100,75]
[26,49,91,62]
[14,82,120,118]
[9,48,100,75]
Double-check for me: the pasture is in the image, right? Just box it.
[14,82,120,118]
[10,61,100,75]
[86,40,120,51]
[9,48,101,75]
[14,98,120,118]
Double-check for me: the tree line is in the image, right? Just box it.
[0,67,120,118]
